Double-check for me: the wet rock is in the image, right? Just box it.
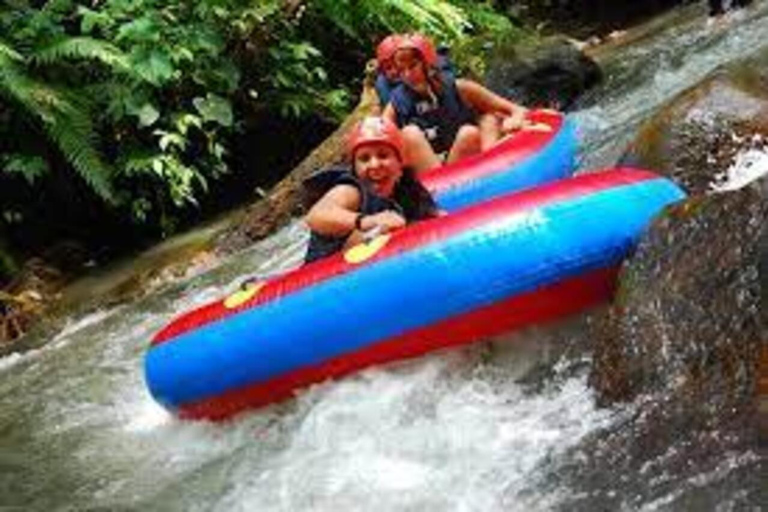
[575,51,768,493]
[1,256,67,353]
[549,180,768,510]
[759,201,768,442]
[591,183,767,411]
[543,391,766,511]
[596,47,768,432]
[618,47,768,194]
[484,36,603,111]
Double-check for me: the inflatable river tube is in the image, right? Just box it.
[145,168,685,421]
[419,109,577,211]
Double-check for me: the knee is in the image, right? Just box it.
[477,113,499,129]
[455,124,481,147]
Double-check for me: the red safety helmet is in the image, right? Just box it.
[347,116,404,162]
[396,33,439,68]
[376,34,402,68]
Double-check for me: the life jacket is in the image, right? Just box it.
[375,73,397,107]
[303,166,437,263]
[389,70,474,154]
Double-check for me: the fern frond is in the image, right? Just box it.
[45,98,117,204]
[312,0,470,40]
[33,37,134,76]
[1,41,117,204]
[0,41,24,62]
[376,0,470,37]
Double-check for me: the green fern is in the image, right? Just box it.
[0,42,23,62]
[46,96,117,204]
[0,40,117,204]
[312,0,470,41]
[33,37,135,77]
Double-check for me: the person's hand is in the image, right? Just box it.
[501,114,526,134]
[360,210,406,233]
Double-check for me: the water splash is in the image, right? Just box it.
[710,145,768,191]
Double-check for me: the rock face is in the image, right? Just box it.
[618,48,768,194]
[589,48,768,441]
[484,37,603,111]
[554,184,768,509]
[563,54,768,502]
[591,185,767,413]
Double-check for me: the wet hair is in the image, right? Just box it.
[393,167,439,221]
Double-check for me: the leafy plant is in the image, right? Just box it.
[310,0,470,40]
[0,0,525,266]
[0,39,117,203]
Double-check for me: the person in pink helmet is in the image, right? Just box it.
[383,33,529,173]
[304,116,438,263]
[374,33,456,107]
[374,34,403,106]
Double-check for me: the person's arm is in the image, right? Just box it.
[305,184,406,240]
[456,79,528,131]
[305,184,362,236]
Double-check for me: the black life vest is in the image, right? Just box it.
[303,166,437,263]
[389,71,475,154]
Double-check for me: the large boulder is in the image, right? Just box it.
[590,48,768,436]
[555,180,768,510]
[590,184,768,413]
[483,36,603,111]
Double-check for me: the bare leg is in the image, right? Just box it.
[446,124,481,164]
[402,125,441,173]
[478,114,502,152]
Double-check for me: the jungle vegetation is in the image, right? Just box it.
[1,0,523,281]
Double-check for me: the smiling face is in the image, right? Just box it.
[353,142,403,198]
[394,49,429,93]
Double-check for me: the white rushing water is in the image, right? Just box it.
[3,3,768,510]
[574,2,768,170]
[711,145,768,191]
[0,218,617,511]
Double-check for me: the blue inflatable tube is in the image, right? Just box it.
[146,168,685,420]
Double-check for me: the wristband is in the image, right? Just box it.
[354,213,365,231]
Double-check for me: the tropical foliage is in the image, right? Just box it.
[0,0,519,279]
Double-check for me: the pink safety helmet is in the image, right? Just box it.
[376,34,403,69]
[396,33,439,68]
[347,116,404,162]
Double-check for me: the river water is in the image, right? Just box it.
[2,3,768,511]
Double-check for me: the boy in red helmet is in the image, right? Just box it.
[304,116,438,263]
[383,33,528,173]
